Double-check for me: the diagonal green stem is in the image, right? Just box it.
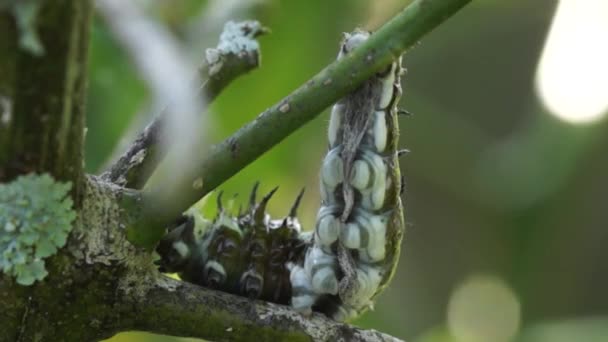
[126,0,472,249]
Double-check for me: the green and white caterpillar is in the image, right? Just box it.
[291,30,405,320]
[155,30,405,321]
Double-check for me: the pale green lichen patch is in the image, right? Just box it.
[0,173,76,285]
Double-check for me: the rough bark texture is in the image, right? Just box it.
[126,276,402,342]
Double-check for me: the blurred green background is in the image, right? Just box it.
[87,0,608,341]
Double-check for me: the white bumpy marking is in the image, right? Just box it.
[351,264,383,307]
[205,260,227,279]
[328,104,343,146]
[342,222,363,249]
[350,160,371,190]
[378,64,397,109]
[305,246,339,295]
[320,147,344,203]
[364,213,388,262]
[356,150,387,210]
[288,264,318,314]
[172,241,190,258]
[316,206,340,246]
[373,111,387,152]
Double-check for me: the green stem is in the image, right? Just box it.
[127,0,472,249]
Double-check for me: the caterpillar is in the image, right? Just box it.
[155,30,405,322]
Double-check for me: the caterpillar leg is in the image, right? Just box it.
[332,263,383,321]
[288,263,318,315]
[305,245,339,295]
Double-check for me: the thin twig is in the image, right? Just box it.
[124,0,472,248]
[96,0,201,189]
[99,19,265,189]
[125,274,404,342]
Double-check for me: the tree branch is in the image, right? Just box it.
[98,4,265,189]
[98,42,260,190]
[125,0,472,249]
[125,274,404,342]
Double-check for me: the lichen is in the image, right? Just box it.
[216,21,264,55]
[206,20,266,76]
[0,173,76,285]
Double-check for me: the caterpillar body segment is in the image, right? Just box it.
[315,205,341,246]
[305,245,339,295]
[288,263,318,314]
[155,30,405,322]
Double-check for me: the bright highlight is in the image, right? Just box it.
[536,0,608,124]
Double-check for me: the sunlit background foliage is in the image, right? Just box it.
[88,0,608,341]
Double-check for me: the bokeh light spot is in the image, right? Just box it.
[536,0,608,124]
[447,275,521,342]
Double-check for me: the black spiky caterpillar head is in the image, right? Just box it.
[155,183,309,303]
